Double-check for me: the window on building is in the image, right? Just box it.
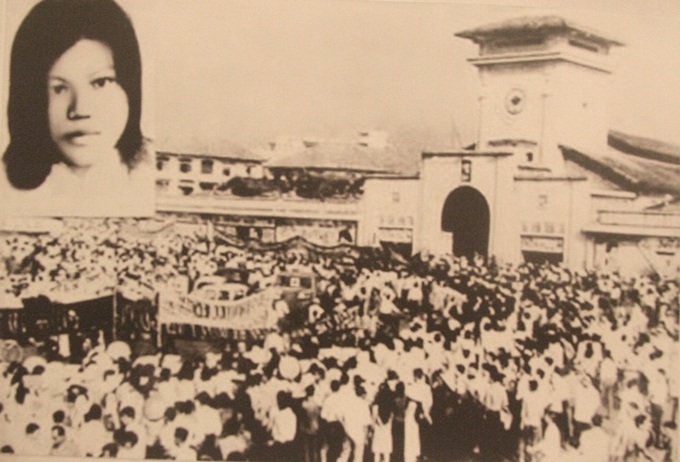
[156,155,169,171]
[461,159,472,182]
[179,160,192,173]
[526,152,534,162]
[246,166,252,176]
[201,159,214,174]
[538,194,548,210]
[392,191,400,203]
[223,167,231,176]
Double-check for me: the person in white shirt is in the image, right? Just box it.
[341,384,372,462]
[528,412,563,462]
[576,414,609,462]
[79,403,112,457]
[645,365,669,449]
[49,424,82,458]
[520,379,548,461]
[482,369,510,459]
[371,384,394,462]
[268,390,297,461]
[598,350,618,418]
[609,414,655,462]
[15,422,52,456]
[264,331,287,354]
[115,429,145,460]
[545,366,571,448]
[572,374,601,448]
[170,427,197,461]
[118,405,147,459]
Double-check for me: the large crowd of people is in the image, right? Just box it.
[0,219,119,305]
[0,219,678,461]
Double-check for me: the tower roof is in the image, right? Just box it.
[455,15,624,47]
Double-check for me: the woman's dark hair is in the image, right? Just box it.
[4,0,143,189]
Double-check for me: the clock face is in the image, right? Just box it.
[504,88,526,115]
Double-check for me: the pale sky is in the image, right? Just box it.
[2,0,680,151]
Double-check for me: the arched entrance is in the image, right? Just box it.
[441,186,490,259]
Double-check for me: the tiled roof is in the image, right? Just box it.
[264,143,420,176]
[156,137,264,162]
[608,130,680,165]
[455,15,624,46]
[561,141,680,196]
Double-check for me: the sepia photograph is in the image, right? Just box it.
[0,0,155,217]
[0,0,678,461]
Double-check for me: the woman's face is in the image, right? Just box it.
[47,39,129,171]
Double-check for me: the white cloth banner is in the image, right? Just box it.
[159,288,275,330]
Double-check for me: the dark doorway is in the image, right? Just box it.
[441,186,490,259]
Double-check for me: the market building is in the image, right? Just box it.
[154,15,680,278]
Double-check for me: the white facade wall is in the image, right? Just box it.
[476,39,613,174]
[513,178,590,268]
[416,153,513,260]
[549,62,610,158]
[360,178,419,248]
[478,63,548,155]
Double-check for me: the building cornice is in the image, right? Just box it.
[156,195,360,221]
[422,150,512,159]
[582,223,680,238]
[468,51,612,73]
[514,175,587,182]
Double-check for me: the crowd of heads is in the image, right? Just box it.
[0,220,119,304]
[0,219,678,461]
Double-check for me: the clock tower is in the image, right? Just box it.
[455,16,624,173]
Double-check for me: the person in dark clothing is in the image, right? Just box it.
[391,381,407,462]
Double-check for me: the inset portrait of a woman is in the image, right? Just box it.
[0,0,155,217]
